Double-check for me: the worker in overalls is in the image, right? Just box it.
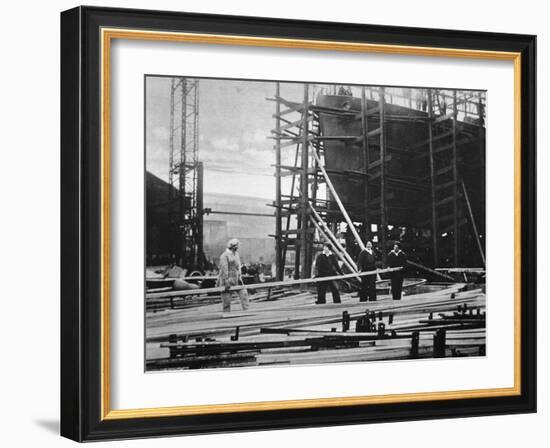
[217,238,249,313]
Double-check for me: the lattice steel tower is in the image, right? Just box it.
[168,77,204,269]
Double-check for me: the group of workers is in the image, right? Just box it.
[216,237,407,312]
[313,241,406,304]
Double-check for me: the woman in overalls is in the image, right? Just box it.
[217,238,250,312]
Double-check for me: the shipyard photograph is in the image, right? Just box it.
[145,76,487,371]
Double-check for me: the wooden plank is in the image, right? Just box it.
[310,103,357,116]
[436,194,459,207]
[435,180,456,191]
[280,115,313,132]
[324,168,368,178]
[280,138,301,148]
[280,228,316,235]
[368,154,392,171]
[147,267,402,299]
[367,127,382,138]
[433,137,472,154]
[434,111,454,123]
[365,105,380,115]
[147,292,485,347]
[436,267,485,273]
[147,286,479,337]
[406,260,454,281]
[411,129,453,150]
[313,135,356,141]
[435,165,453,176]
[440,219,467,234]
[266,96,312,110]
[273,103,304,116]
[147,286,480,322]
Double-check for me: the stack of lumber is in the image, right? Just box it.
[146,286,297,312]
[146,282,486,370]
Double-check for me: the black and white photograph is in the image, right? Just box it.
[145,76,487,371]
[55,0,542,441]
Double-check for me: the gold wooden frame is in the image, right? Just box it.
[100,27,522,421]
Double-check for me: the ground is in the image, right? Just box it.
[146,282,486,370]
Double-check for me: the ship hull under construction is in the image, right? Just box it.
[317,93,485,268]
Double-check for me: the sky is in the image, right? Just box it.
[145,77,305,200]
[145,77,486,201]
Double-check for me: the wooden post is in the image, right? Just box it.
[342,311,350,332]
[168,79,176,263]
[299,84,310,279]
[433,328,447,358]
[179,79,187,267]
[311,116,319,210]
[196,162,204,268]
[282,140,301,274]
[427,90,439,267]
[379,87,387,265]
[294,215,301,280]
[275,83,283,280]
[361,87,370,241]
[231,326,240,341]
[452,90,459,266]
[461,180,486,267]
[410,331,420,358]
[478,93,485,248]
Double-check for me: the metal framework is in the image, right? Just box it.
[271,85,486,280]
[168,77,204,269]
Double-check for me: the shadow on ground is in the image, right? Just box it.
[34,419,59,435]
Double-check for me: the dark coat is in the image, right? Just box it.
[387,250,407,268]
[315,253,342,277]
[358,249,376,272]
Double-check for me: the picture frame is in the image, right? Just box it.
[60,5,536,442]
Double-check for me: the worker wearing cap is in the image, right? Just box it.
[387,242,407,300]
[313,244,342,304]
[217,238,249,312]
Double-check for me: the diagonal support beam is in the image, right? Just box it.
[461,180,486,267]
[310,217,360,280]
[311,150,366,251]
[309,203,358,271]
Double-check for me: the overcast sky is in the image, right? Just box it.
[145,77,485,201]
[145,77,306,199]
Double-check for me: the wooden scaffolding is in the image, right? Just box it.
[425,89,486,267]
[271,84,486,280]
